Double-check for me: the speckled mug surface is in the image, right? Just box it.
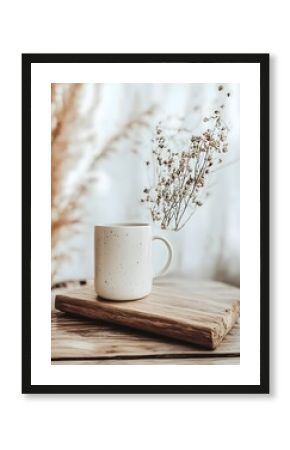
[94,223,173,301]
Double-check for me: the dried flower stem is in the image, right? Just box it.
[51,84,155,283]
[142,109,230,231]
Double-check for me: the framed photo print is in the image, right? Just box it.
[22,53,269,394]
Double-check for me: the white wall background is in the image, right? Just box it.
[0,2,287,450]
[59,83,239,285]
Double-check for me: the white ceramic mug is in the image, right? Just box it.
[94,223,173,301]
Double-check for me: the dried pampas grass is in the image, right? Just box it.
[51,83,155,285]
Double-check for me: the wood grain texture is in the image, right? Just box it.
[52,357,240,365]
[54,278,240,349]
[51,310,239,361]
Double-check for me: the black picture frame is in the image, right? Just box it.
[22,53,269,394]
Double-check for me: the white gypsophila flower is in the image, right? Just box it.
[141,98,230,231]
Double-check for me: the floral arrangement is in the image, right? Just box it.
[142,88,230,231]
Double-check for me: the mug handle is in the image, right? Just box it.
[152,236,173,279]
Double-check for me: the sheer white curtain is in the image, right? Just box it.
[59,83,239,286]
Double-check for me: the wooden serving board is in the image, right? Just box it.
[54,278,240,349]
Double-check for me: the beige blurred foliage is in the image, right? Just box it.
[51,83,155,285]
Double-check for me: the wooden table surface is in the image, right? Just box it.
[51,278,240,365]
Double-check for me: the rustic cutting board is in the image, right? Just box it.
[54,278,240,349]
